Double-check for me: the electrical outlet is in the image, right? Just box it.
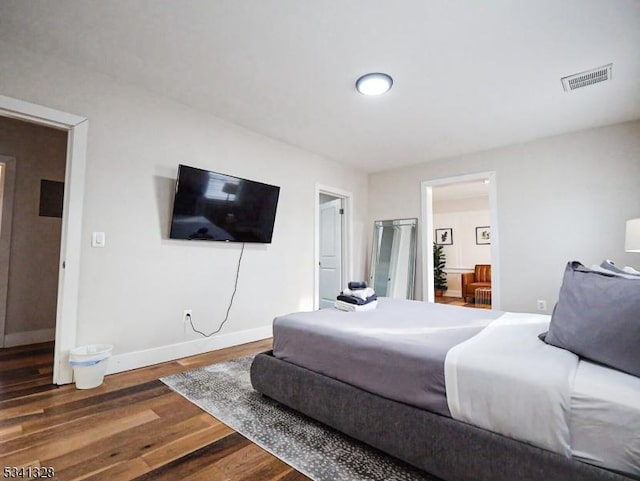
[183,309,192,323]
[536,300,547,311]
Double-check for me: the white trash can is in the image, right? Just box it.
[69,344,113,389]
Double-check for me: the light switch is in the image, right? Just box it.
[92,232,106,248]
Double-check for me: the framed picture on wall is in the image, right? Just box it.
[476,226,491,245]
[435,228,453,245]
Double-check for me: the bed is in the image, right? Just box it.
[250,295,640,481]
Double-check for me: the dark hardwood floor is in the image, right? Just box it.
[0,342,58,402]
[0,338,311,481]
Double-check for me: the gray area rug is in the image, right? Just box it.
[161,355,440,481]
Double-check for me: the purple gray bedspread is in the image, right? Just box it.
[272,297,503,416]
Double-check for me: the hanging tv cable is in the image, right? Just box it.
[186,242,245,337]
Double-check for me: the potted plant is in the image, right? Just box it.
[433,242,448,297]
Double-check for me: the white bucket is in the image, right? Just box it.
[69,344,113,389]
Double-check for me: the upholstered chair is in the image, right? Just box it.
[461,264,491,303]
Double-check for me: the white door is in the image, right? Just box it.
[319,198,342,309]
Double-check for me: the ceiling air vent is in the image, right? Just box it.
[561,63,612,92]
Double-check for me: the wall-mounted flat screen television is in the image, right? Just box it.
[169,164,280,243]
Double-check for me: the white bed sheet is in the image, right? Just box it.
[445,312,578,456]
[445,312,640,477]
[571,360,640,475]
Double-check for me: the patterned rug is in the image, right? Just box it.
[161,356,441,481]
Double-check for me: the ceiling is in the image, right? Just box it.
[1,0,639,173]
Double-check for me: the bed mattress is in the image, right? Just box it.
[251,352,634,481]
[271,298,640,477]
[272,297,503,416]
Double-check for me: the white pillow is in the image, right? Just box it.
[593,260,640,279]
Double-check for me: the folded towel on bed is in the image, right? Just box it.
[337,293,378,305]
[334,299,378,311]
[348,281,368,290]
[341,287,376,300]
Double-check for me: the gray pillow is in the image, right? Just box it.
[543,261,640,378]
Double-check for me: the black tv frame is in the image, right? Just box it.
[169,164,280,244]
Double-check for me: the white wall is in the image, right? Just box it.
[0,40,368,368]
[434,210,491,269]
[369,121,640,313]
[433,196,491,298]
[433,196,491,269]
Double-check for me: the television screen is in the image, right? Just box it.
[169,164,280,243]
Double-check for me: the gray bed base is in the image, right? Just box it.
[250,351,636,481]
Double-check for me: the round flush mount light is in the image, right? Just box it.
[355,72,393,96]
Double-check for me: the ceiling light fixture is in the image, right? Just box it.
[356,73,393,96]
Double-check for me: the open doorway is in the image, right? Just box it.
[0,118,67,398]
[421,172,500,310]
[315,185,352,310]
[0,95,88,385]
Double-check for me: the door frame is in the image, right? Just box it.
[314,184,352,310]
[0,95,88,384]
[0,156,17,347]
[420,171,500,309]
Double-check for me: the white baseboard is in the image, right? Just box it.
[4,328,55,347]
[105,325,273,375]
[443,289,462,298]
